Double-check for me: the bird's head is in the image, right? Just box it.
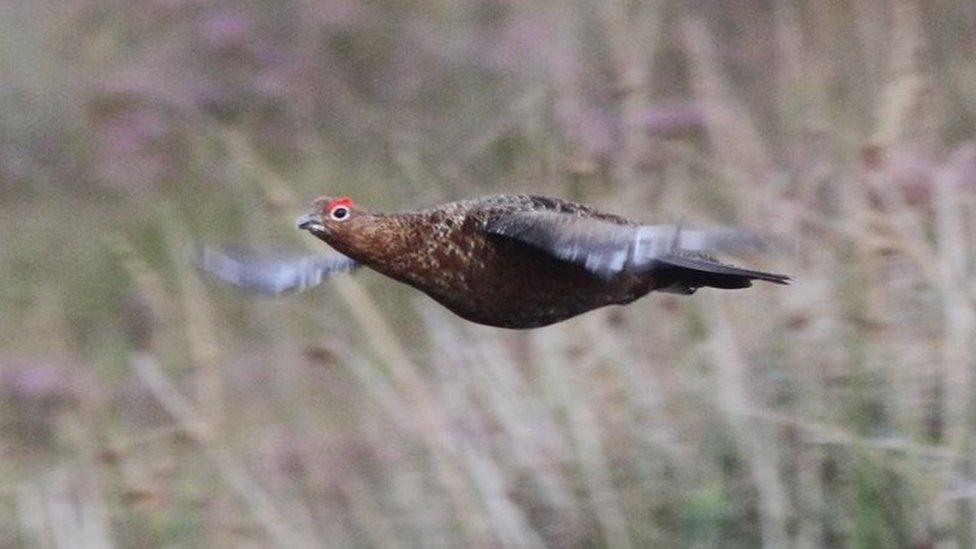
[297,195,381,252]
[297,195,359,235]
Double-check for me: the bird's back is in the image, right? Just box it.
[462,194,636,226]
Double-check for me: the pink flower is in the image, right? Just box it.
[2,361,73,402]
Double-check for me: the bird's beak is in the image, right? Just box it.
[296,212,325,233]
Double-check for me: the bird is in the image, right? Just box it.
[196,194,789,329]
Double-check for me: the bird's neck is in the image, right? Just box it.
[332,212,444,286]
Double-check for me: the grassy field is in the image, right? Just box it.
[2,1,976,547]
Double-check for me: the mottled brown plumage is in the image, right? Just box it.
[196,194,787,328]
[286,194,787,328]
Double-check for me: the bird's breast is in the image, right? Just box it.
[413,236,649,328]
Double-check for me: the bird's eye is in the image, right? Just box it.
[323,196,353,221]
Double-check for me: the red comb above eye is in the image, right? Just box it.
[325,197,353,212]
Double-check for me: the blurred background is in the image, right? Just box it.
[2,0,976,547]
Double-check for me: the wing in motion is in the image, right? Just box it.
[193,246,358,295]
[484,210,789,288]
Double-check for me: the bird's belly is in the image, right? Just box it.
[425,251,650,329]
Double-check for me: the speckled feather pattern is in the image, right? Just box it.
[312,195,649,327]
[295,193,788,328]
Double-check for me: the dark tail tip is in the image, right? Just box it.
[655,253,791,291]
[755,272,791,285]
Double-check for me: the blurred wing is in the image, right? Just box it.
[485,211,772,278]
[193,246,358,295]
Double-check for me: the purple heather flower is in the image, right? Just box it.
[641,103,705,136]
[102,110,165,155]
[202,11,252,49]
[2,361,74,402]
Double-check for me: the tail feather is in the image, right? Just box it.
[653,252,790,294]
